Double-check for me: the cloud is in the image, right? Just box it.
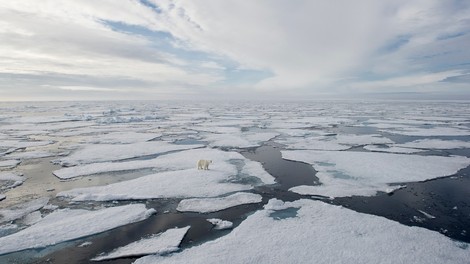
[0,0,469,100]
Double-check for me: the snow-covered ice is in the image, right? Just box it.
[53,141,203,166]
[0,140,54,149]
[5,150,60,160]
[0,197,49,223]
[382,126,470,136]
[79,132,161,144]
[396,139,470,150]
[92,226,189,261]
[134,199,469,264]
[363,145,425,154]
[0,204,155,255]
[0,160,21,169]
[277,137,350,151]
[57,169,252,201]
[53,148,275,185]
[283,150,470,197]
[57,148,274,201]
[0,172,24,182]
[202,132,278,148]
[177,192,262,213]
[207,219,233,230]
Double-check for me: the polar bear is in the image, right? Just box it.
[197,159,212,170]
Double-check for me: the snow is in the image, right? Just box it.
[0,172,26,190]
[0,140,54,149]
[57,148,274,201]
[19,211,43,225]
[177,192,262,213]
[382,127,470,136]
[0,160,21,169]
[334,134,394,145]
[396,139,470,150]
[54,148,274,184]
[363,145,425,154]
[203,132,278,148]
[134,199,469,264]
[207,219,233,230]
[92,226,189,261]
[53,141,203,166]
[0,172,24,182]
[282,150,470,197]
[79,132,161,144]
[0,197,49,223]
[5,150,59,160]
[57,169,252,202]
[277,137,350,151]
[0,195,5,201]
[0,204,155,255]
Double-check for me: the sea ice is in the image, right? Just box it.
[0,140,54,149]
[53,141,203,166]
[57,169,252,201]
[382,127,470,136]
[0,204,155,255]
[5,150,59,160]
[0,172,24,182]
[0,160,21,169]
[53,148,275,185]
[0,197,49,223]
[177,192,262,213]
[79,132,161,144]
[134,199,469,264]
[202,132,278,148]
[282,150,470,197]
[207,219,233,230]
[92,226,190,261]
[396,139,470,150]
[334,134,394,145]
[277,137,350,151]
[363,145,425,154]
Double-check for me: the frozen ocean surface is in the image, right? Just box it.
[0,100,469,263]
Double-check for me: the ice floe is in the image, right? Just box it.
[277,137,350,151]
[0,197,49,223]
[0,160,21,169]
[92,226,189,261]
[177,192,262,213]
[0,204,155,255]
[54,147,275,184]
[0,172,25,190]
[363,145,425,154]
[79,132,161,144]
[0,140,54,149]
[53,142,203,166]
[207,219,233,230]
[5,150,59,160]
[202,132,278,148]
[282,150,470,197]
[57,169,251,202]
[134,199,469,264]
[56,148,274,201]
[396,139,470,150]
[382,126,470,136]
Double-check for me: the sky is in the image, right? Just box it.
[0,0,469,101]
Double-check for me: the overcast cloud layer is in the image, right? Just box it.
[1,0,469,100]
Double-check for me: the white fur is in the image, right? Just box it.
[197,159,212,170]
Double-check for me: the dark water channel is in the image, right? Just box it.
[9,141,470,263]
